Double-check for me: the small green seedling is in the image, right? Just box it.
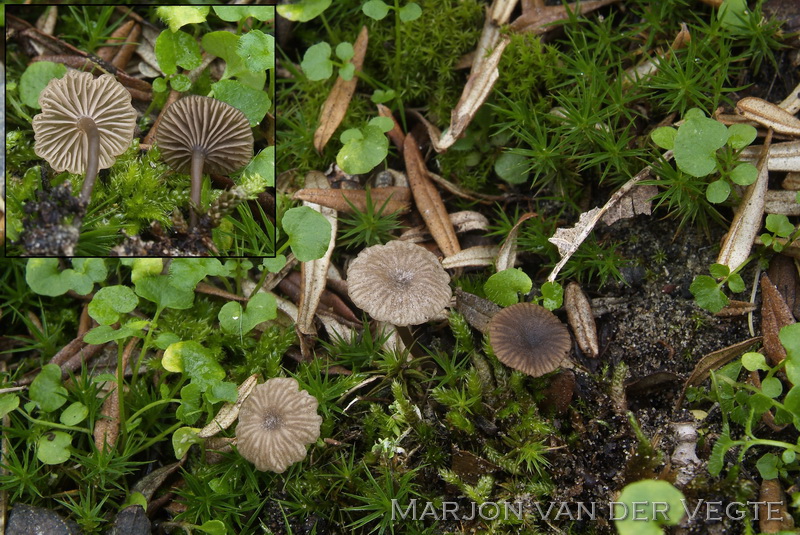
[760,214,796,253]
[337,116,394,174]
[689,263,745,314]
[301,41,357,81]
[277,0,331,22]
[614,480,686,535]
[484,268,532,307]
[651,109,758,204]
[362,0,422,23]
[281,206,333,261]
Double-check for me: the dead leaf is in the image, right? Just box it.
[761,273,795,366]
[449,211,490,234]
[441,245,499,269]
[740,141,800,172]
[403,133,460,256]
[496,212,537,272]
[313,26,368,152]
[714,300,757,316]
[737,97,800,137]
[198,374,258,438]
[297,171,338,340]
[717,131,772,272]
[765,190,800,215]
[453,288,501,334]
[377,104,405,155]
[292,187,411,214]
[96,19,135,62]
[759,479,795,533]
[565,282,599,358]
[674,337,762,411]
[510,0,620,33]
[767,254,800,319]
[94,338,138,452]
[600,184,658,225]
[547,164,657,281]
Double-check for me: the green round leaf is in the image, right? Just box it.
[730,163,758,186]
[152,77,168,93]
[20,61,67,109]
[780,324,800,386]
[362,0,390,20]
[495,152,529,184]
[727,123,757,149]
[282,206,333,262]
[766,214,795,238]
[726,272,745,293]
[301,42,333,81]
[37,431,72,465]
[756,453,780,480]
[782,449,796,464]
[277,0,332,22]
[705,179,730,204]
[650,126,676,150]
[335,42,355,61]
[88,285,139,326]
[170,73,192,92]
[690,275,728,314]
[154,29,202,76]
[484,268,533,307]
[198,520,227,535]
[399,2,422,22]
[262,255,287,273]
[614,480,685,534]
[26,258,107,297]
[337,125,389,174]
[237,30,274,73]
[761,377,783,398]
[368,116,394,133]
[206,381,238,405]
[371,89,397,104]
[708,263,730,279]
[674,116,729,177]
[163,341,225,391]
[60,402,88,426]
[0,394,20,419]
[242,147,275,189]
[742,352,769,372]
[29,364,68,413]
[218,292,277,336]
[338,62,355,81]
[541,281,564,311]
[213,6,274,22]
[156,6,210,33]
[172,427,201,459]
[212,79,271,127]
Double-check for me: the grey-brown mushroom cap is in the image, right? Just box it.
[156,95,254,175]
[347,240,452,326]
[32,70,137,174]
[235,377,322,473]
[488,303,571,377]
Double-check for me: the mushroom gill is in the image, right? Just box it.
[346,240,452,326]
[235,377,322,473]
[32,70,137,204]
[156,95,253,228]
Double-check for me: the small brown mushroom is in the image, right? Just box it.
[347,240,452,326]
[235,377,322,473]
[33,70,137,204]
[156,95,253,227]
[488,303,571,377]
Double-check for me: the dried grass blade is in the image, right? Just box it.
[293,187,411,214]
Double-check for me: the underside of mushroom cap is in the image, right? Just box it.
[488,303,571,377]
[156,95,253,175]
[33,70,137,174]
[347,240,452,326]
[236,377,322,473]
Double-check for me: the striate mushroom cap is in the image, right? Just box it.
[347,240,452,326]
[156,95,253,175]
[236,377,322,473]
[488,303,571,377]
[33,70,137,174]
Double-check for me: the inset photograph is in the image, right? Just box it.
[5,5,275,257]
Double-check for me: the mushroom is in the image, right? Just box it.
[346,240,452,326]
[156,95,253,227]
[488,302,571,377]
[32,70,137,205]
[235,377,322,473]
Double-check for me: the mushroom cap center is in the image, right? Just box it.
[262,411,282,430]
[388,267,414,289]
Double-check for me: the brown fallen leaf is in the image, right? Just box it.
[565,282,599,358]
[737,96,800,137]
[94,337,138,452]
[759,479,795,533]
[453,288,500,334]
[714,299,757,316]
[674,337,762,411]
[314,26,368,152]
[761,273,795,366]
[96,19,136,62]
[548,163,658,281]
[496,212,537,272]
[768,254,800,319]
[509,0,620,34]
[717,130,772,272]
[377,104,405,155]
[292,187,410,214]
[403,133,460,257]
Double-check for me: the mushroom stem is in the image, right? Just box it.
[77,116,100,205]
[190,147,205,228]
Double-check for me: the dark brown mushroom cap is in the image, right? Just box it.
[32,70,136,174]
[235,377,322,473]
[488,303,571,377]
[347,240,452,326]
[156,95,253,175]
